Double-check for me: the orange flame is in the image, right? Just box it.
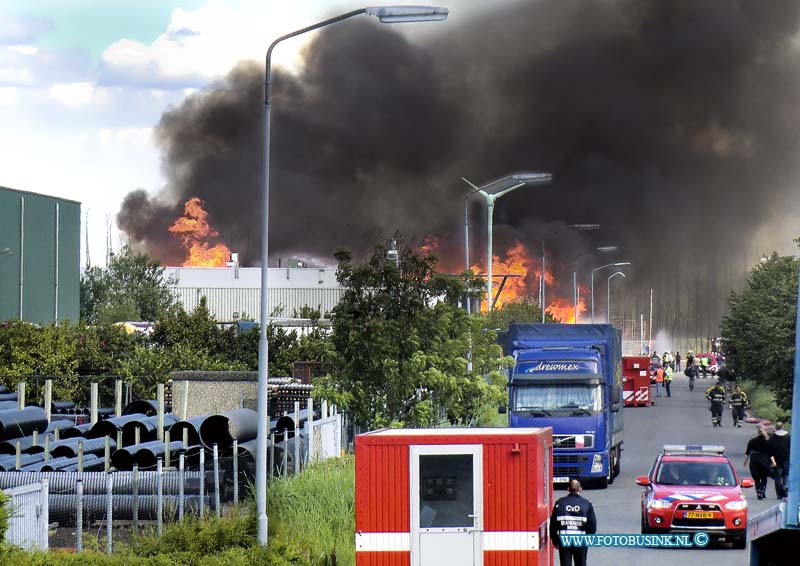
[472,242,537,311]
[169,197,231,267]
[546,296,587,323]
[419,234,447,257]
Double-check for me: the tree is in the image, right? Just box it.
[484,299,555,332]
[721,252,799,409]
[317,239,508,429]
[80,246,179,324]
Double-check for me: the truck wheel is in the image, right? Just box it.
[612,449,621,477]
[641,515,651,534]
[732,536,746,550]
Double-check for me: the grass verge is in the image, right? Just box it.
[0,456,356,565]
[737,378,791,424]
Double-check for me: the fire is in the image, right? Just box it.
[546,296,587,324]
[472,242,536,311]
[169,197,231,267]
[418,234,446,257]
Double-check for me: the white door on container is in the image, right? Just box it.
[410,444,483,566]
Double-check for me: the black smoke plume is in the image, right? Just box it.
[118,0,800,342]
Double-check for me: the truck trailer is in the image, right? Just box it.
[502,323,623,488]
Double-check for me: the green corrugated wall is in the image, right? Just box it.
[0,186,80,324]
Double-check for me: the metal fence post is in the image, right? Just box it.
[44,379,52,423]
[15,440,20,470]
[307,396,314,464]
[157,458,164,536]
[199,448,205,517]
[104,435,110,472]
[116,429,123,451]
[213,443,220,517]
[269,433,275,478]
[281,429,288,476]
[115,378,123,417]
[17,381,25,411]
[77,440,84,474]
[232,438,239,505]
[293,401,300,474]
[90,382,98,425]
[132,464,139,534]
[76,479,83,553]
[178,453,185,522]
[105,472,113,554]
[44,435,50,461]
[164,430,171,468]
[157,383,165,441]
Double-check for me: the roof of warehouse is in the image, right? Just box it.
[0,185,81,205]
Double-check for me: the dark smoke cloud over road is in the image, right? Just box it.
[118,0,800,337]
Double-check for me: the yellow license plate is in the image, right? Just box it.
[685,511,714,519]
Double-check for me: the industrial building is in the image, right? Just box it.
[0,186,80,324]
[162,262,344,322]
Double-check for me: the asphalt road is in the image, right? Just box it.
[564,373,779,566]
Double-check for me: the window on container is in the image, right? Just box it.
[419,454,474,528]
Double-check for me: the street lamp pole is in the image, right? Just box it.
[572,246,617,323]
[540,224,599,323]
[462,173,552,312]
[590,262,630,323]
[464,187,483,315]
[259,5,448,546]
[607,271,626,324]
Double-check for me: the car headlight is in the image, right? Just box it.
[591,453,603,473]
[725,500,747,510]
[649,499,673,509]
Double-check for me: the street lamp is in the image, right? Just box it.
[540,224,599,322]
[590,262,630,323]
[259,5,448,546]
[607,271,626,324]
[463,172,552,312]
[572,246,617,323]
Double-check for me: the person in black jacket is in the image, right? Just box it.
[769,421,791,499]
[729,385,748,427]
[549,479,597,566]
[745,425,772,499]
[705,380,726,427]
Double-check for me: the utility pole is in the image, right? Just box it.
[648,289,654,355]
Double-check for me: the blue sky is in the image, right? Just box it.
[0,0,483,267]
[4,0,206,59]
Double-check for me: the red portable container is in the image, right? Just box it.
[622,355,652,407]
[355,427,553,566]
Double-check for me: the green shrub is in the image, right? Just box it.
[0,490,9,540]
[737,379,790,423]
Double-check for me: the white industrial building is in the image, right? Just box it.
[163,263,344,322]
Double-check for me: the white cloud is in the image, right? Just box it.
[49,82,95,105]
[96,127,153,147]
[8,45,38,56]
[0,14,50,45]
[0,66,33,85]
[0,86,17,105]
[99,0,321,88]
